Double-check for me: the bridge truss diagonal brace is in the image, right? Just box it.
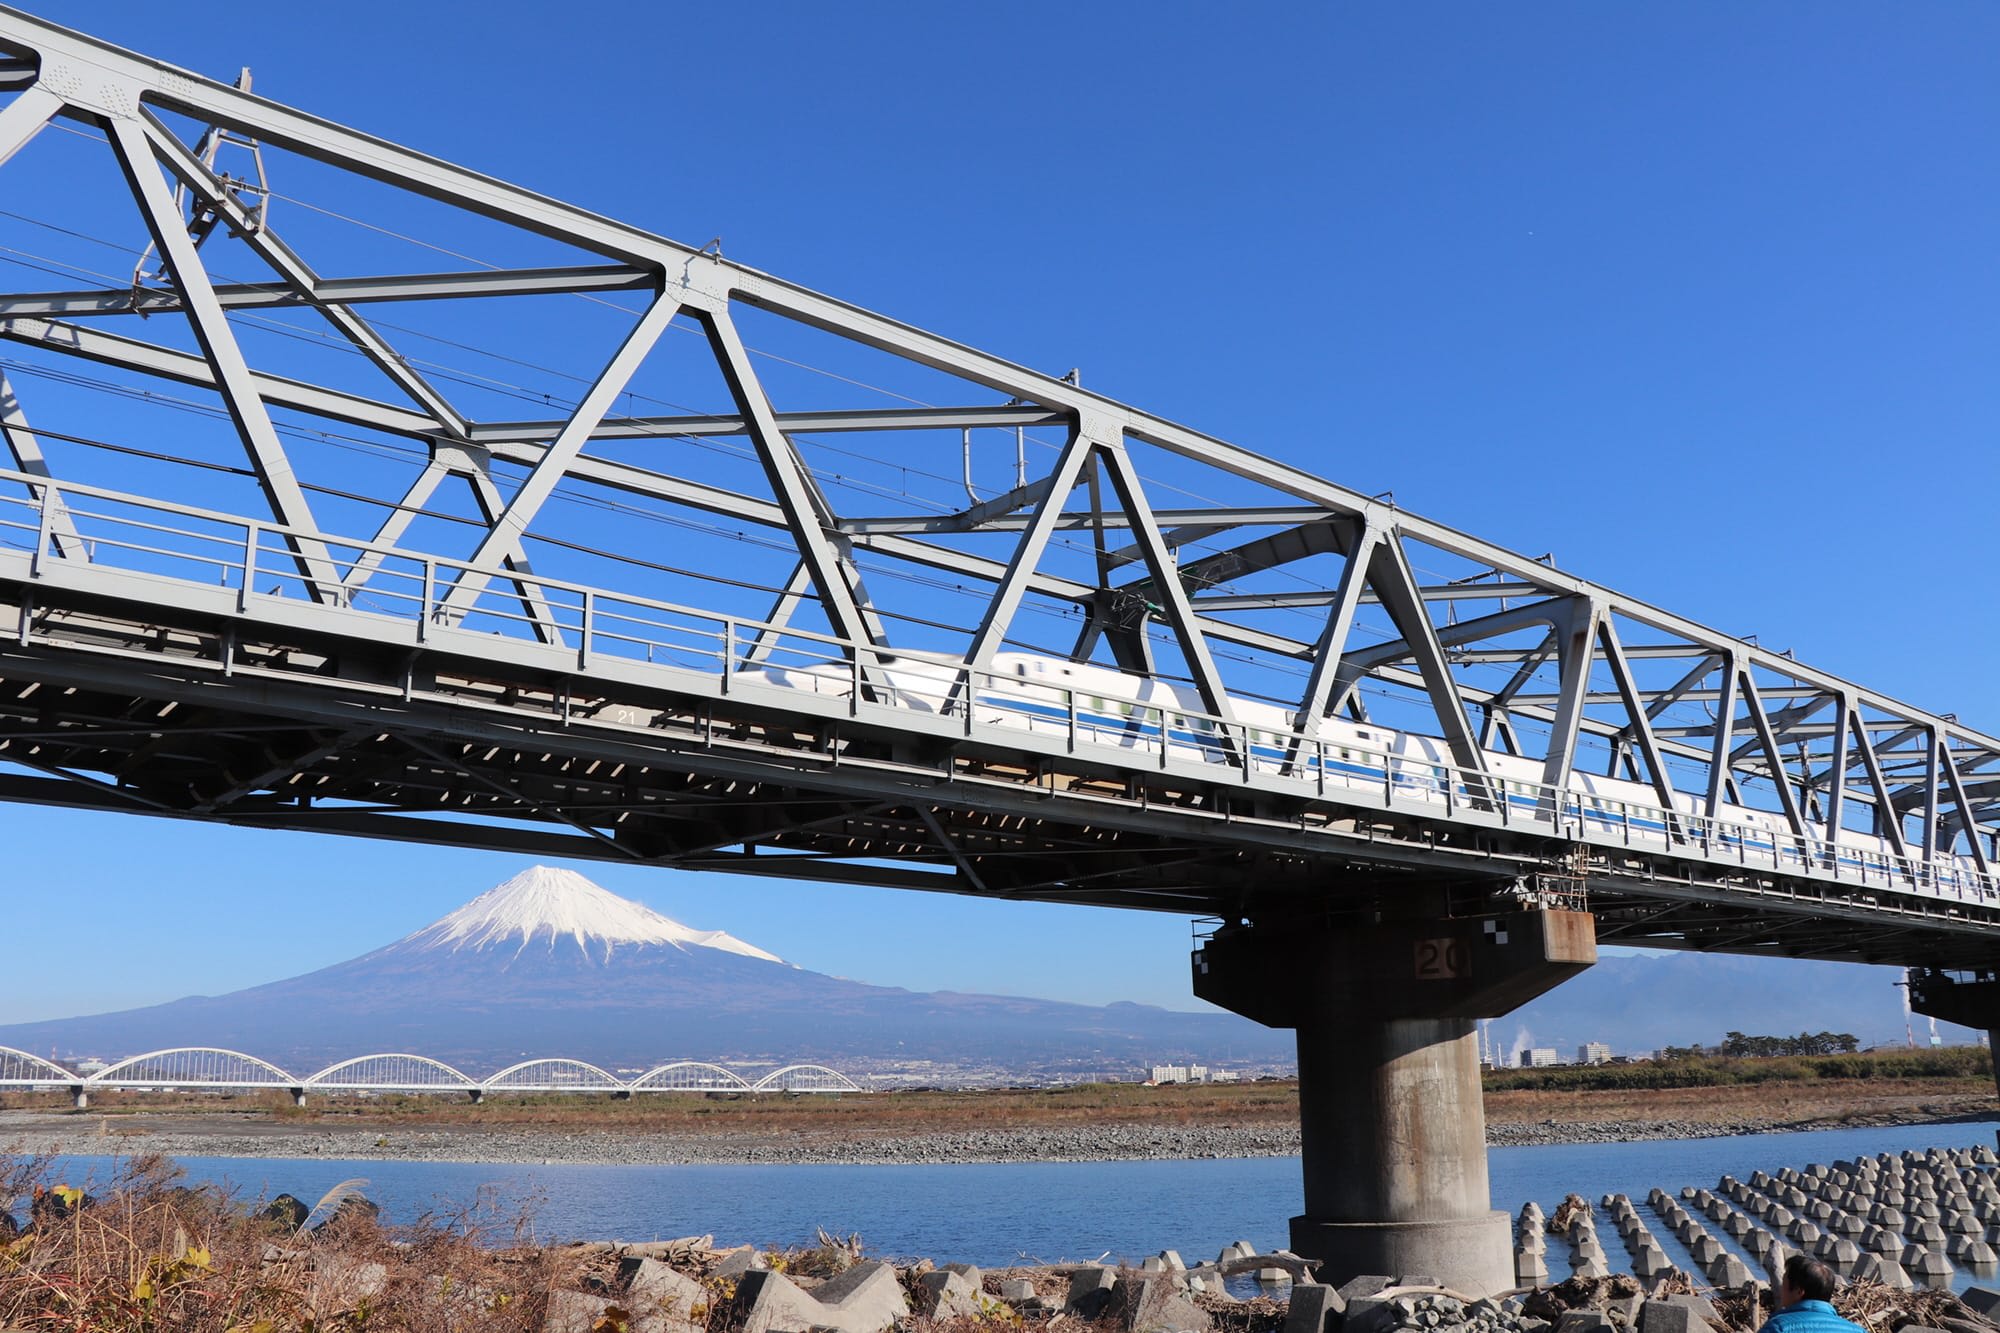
[0,84,59,170]
[1736,670,1811,843]
[439,287,681,620]
[703,306,885,657]
[1938,741,1993,874]
[1095,437,1241,733]
[1364,531,1493,796]
[141,111,471,438]
[1538,597,1599,802]
[0,366,81,558]
[104,115,343,604]
[953,422,1098,708]
[1845,705,1911,862]
[1283,516,1373,772]
[1595,616,1685,841]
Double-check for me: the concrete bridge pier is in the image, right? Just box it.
[70,1084,86,1110]
[289,1087,307,1108]
[1194,905,1595,1296]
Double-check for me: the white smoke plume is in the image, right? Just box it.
[1509,1027,1534,1068]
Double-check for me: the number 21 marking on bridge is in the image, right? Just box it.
[1414,938,1468,980]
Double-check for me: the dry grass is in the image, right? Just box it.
[1485,1078,1994,1130]
[0,1152,597,1331]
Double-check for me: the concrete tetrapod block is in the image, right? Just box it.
[1115,1274,1213,1333]
[1068,1267,1120,1318]
[1284,1284,1345,1333]
[1635,1301,1703,1333]
[1962,1287,2000,1318]
[918,1268,984,1320]
[712,1247,768,1280]
[1516,1251,1550,1285]
[1706,1254,1753,1287]
[1864,1228,1903,1255]
[619,1258,709,1333]
[1689,1236,1722,1265]
[1555,1313,1612,1333]
[818,1262,913,1333]
[306,1257,389,1321]
[1908,1250,1955,1282]
[732,1272,827,1333]
[1954,1239,1998,1266]
[997,1278,1039,1306]
[544,1290,619,1333]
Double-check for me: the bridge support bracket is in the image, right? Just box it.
[1194,907,1595,1296]
[1908,968,2000,1110]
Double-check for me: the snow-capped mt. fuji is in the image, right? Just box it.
[0,866,1294,1074]
[400,865,784,965]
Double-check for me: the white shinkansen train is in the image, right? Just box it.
[742,650,1987,896]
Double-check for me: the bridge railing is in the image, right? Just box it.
[3,470,1994,909]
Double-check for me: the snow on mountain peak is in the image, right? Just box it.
[401,866,784,965]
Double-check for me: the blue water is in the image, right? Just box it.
[34,1121,2000,1278]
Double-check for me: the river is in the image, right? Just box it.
[38,1121,2000,1290]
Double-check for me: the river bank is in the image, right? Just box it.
[1,1080,1991,1165]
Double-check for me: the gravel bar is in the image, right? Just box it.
[0,1106,1986,1166]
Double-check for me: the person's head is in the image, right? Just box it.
[1781,1255,1837,1304]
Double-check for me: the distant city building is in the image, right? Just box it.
[1578,1042,1613,1065]
[1524,1048,1561,1068]
[1149,1063,1222,1084]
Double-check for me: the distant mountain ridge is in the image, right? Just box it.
[0,868,1293,1076]
[0,869,1971,1078]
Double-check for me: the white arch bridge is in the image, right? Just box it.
[0,1046,865,1108]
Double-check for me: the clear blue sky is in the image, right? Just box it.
[0,3,1995,1026]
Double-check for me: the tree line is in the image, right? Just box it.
[1658,1031,1862,1060]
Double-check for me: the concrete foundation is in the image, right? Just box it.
[1195,906,1595,1296]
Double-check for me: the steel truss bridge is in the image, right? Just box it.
[0,10,1994,970]
[0,1046,863,1101]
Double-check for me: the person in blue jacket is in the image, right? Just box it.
[1756,1254,1861,1333]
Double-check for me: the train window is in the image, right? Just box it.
[1016,664,1027,677]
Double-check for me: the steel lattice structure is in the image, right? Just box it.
[0,11,1995,967]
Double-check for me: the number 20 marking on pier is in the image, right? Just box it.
[1414,938,1468,980]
